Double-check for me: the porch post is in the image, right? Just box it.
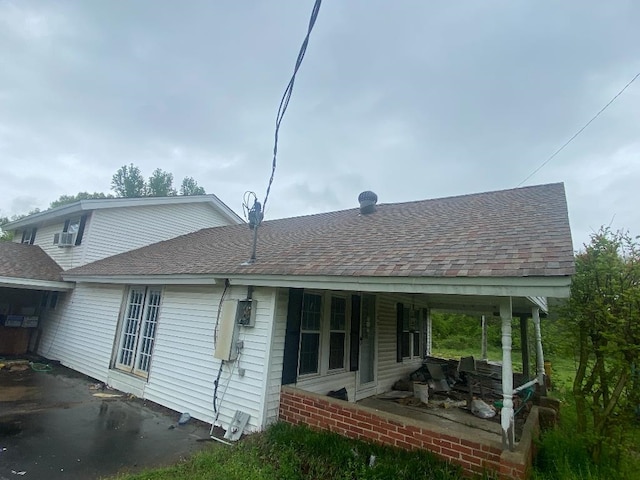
[500,297,515,451]
[481,315,488,361]
[426,308,432,356]
[532,307,547,395]
[520,315,530,380]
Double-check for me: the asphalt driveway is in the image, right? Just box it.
[0,359,213,480]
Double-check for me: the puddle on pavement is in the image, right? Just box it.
[0,419,22,436]
[0,365,212,480]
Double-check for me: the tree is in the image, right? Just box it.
[566,228,640,463]
[180,176,206,196]
[146,169,177,197]
[49,192,112,209]
[111,164,146,197]
[0,216,12,242]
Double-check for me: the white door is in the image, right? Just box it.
[356,294,377,399]
[115,287,162,378]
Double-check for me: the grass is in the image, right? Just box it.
[531,394,640,480]
[110,422,465,480]
[432,343,640,479]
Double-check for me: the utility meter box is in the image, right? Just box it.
[214,299,257,361]
[236,299,256,327]
[214,300,241,361]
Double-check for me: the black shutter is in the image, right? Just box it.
[21,230,26,243]
[75,214,88,246]
[62,219,70,232]
[281,288,304,385]
[29,228,37,244]
[350,295,361,371]
[396,303,404,363]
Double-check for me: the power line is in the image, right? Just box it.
[517,70,640,187]
[262,0,322,214]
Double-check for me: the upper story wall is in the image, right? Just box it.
[14,202,237,270]
[82,202,232,265]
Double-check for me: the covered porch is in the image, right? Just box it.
[0,241,73,355]
[275,280,562,479]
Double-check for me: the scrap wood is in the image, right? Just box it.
[92,392,122,398]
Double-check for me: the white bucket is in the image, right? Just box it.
[413,382,429,404]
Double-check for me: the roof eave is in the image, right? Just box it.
[4,195,244,230]
[0,276,75,291]
[62,273,221,286]
[62,272,572,298]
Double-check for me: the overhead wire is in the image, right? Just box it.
[517,70,640,187]
[262,0,322,215]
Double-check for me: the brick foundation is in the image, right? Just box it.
[279,386,538,479]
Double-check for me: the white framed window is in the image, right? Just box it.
[401,306,423,360]
[115,286,162,378]
[299,293,322,375]
[21,228,36,244]
[298,292,350,377]
[328,296,347,371]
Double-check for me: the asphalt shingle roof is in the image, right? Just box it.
[65,183,575,279]
[0,242,64,282]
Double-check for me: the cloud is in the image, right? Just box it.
[0,0,639,249]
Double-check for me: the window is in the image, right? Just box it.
[21,228,37,244]
[115,287,162,378]
[54,215,87,246]
[398,304,423,360]
[297,292,351,377]
[49,291,59,310]
[39,291,60,310]
[299,293,322,375]
[329,296,347,370]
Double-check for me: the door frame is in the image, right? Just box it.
[355,294,377,400]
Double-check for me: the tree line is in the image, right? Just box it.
[0,164,207,240]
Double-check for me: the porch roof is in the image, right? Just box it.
[64,183,574,287]
[0,243,72,290]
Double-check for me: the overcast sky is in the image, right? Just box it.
[1,1,638,249]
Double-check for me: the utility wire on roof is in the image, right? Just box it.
[517,70,640,187]
[262,0,322,215]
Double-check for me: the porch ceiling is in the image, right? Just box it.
[425,293,545,316]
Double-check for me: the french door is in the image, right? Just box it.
[115,286,162,377]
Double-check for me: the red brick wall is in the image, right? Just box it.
[279,387,512,478]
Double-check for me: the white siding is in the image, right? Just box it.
[142,285,278,432]
[82,203,230,264]
[29,219,92,270]
[375,293,425,393]
[18,202,232,271]
[38,283,124,381]
[263,288,288,425]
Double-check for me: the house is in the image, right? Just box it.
[0,184,574,478]
[0,195,243,354]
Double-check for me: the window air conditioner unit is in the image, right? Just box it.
[54,232,75,247]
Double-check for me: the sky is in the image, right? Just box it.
[1,1,638,250]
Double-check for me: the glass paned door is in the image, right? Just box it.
[116,287,162,377]
[359,294,376,387]
[134,288,162,376]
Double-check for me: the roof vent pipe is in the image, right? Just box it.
[358,191,378,215]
